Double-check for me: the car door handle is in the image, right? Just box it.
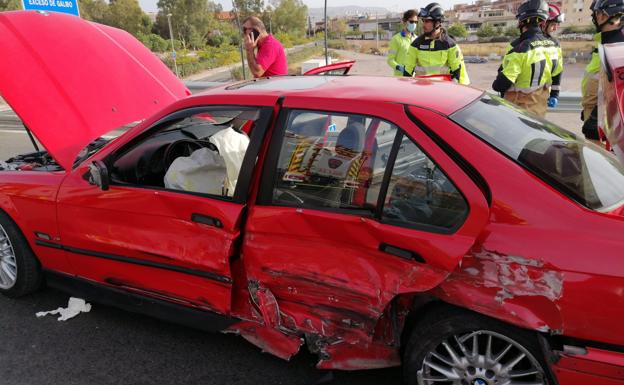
[191,213,223,228]
[379,243,426,263]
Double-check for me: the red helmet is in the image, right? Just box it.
[548,3,565,23]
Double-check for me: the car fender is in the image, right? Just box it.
[432,252,564,334]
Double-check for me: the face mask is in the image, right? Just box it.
[406,22,417,32]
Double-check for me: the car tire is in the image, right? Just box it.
[403,305,553,385]
[0,210,42,298]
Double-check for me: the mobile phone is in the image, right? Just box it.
[251,28,260,40]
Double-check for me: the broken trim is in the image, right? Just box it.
[36,240,232,284]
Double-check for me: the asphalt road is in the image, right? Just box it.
[0,288,402,385]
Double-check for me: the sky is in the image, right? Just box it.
[137,0,466,13]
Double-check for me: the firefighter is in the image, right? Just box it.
[581,0,624,142]
[543,4,564,108]
[387,9,419,76]
[408,3,470,84]
[492,0,562,117]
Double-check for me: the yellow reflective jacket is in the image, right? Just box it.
[582,33,601,96]
[387,31,417,76]
[493,26,562,94]
[407,31,470,84]
[549,36,563,98]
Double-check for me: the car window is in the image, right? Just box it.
[111,108,260,199]
[451,94,624,211]
[382,134,469,231]
[272,110,396,211]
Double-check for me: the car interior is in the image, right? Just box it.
[110,109,259,197]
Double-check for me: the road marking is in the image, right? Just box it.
[0,129,27,134]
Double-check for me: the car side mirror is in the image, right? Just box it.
[85,160,110,191]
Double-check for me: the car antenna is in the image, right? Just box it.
[23,125,40,152]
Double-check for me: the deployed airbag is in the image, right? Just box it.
[164,147,227,195]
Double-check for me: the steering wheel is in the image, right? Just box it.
[163,139,204,171]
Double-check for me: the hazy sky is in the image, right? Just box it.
[138,0,466,13]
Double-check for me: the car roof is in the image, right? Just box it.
[197,75,484,116]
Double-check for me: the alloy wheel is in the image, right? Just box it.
[417,330,546,385]
[0,222,17,289]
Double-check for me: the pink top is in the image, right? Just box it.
[255,35,288,77]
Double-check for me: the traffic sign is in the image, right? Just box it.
[22,0,80,16]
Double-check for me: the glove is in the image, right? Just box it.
[396,64,405,74]
[547,97,558,108]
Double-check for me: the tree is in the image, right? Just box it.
[447,22,468,39]
[328,18,347,39]
[233,0,264,19]
[476,23,496,38]
[272,0,307,36]
[154,0,221,49]
[104,0,151,36]
[0,0,21,11]
[504,25,520,38]
[78,0,108,22]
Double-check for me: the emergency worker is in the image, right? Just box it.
[492,0,562,117]
[408,3,470,84]
[581,0,624,142]
[387,9,419,76]
[543,4,564,108]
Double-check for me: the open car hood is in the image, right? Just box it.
[0,11,190,170]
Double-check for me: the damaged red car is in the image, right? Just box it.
[1,11,624,385]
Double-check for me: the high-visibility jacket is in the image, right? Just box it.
[549,36,563,98]
[581,32,601,99]
[387,31,417,76]
[407,31,470,84]
[493,26,562,94]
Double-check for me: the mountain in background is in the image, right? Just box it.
[308,6,393,20]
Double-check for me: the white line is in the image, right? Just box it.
[0,129,27,134]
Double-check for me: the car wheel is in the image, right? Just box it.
[403,306,552,385]
[0,211,42,298]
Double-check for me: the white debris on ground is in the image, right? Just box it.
[36,297,92,321]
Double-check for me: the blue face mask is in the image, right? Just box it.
[406,22,417,32]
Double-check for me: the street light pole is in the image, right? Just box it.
[324,0,328,65]
[232,2,247,80]
[166,13,179,77]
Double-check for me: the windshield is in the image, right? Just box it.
[451,94,624,211]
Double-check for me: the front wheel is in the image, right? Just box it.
[403,306,553,385]
[0,210,42,298]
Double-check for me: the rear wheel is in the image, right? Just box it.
[403,306,552,385]
[0,211,42,297]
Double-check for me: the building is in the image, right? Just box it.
[446,0,589,34]
[560,0,592,27]
[346,15,401,40]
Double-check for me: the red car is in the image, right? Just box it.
[1,11,623,385]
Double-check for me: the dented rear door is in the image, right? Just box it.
[240,99,489,351]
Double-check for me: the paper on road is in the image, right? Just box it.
[36,297,92,321]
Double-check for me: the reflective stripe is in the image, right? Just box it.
[508,84,550,93]
[550,85,560,90]
[530,59,544,88]
[414,65,449,73]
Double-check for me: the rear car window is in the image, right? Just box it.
[451,94,624,211]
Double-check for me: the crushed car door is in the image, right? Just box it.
[239,100,489,362]
[53,106,272,315]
